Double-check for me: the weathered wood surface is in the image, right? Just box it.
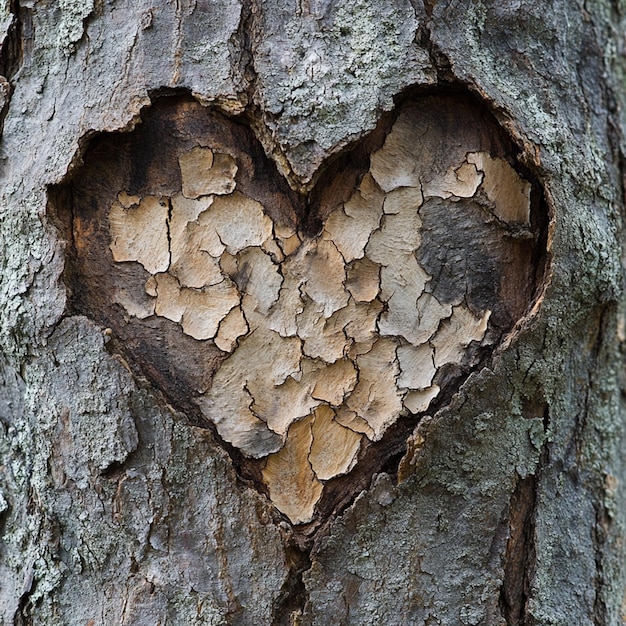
[0,1,625,624]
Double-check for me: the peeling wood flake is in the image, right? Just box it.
[346,338,403,440]
[251,373,321,437]
[203,327,304,444]
[297,303,348,363]
[109,197,170,274]
[423,161,483,199]
[214,306,248,352]
[152,273,184,323]
[366,198,422,262]
[432,306,491,368]
[169,227,225,289]
[346,258,381,303]
[206,153,239,195]
[382,185,423,215]
[377,259,431,343]
[118,191,141,208]
[370,112,424,191]
[153,273,240,341]
[169,194,214,262]
[197,386,283,459]
[198,192,273,255]
[262,417,323,524]
[335,408,376,440]
[336,300,383,347]
[310,406,362,481]
[266,273,306,337]
[468,152,531,224]
[414,292,453,343]
[279,232,302,256]
[323,174,384,263]
[300,239,348,317]
[397,342,436,390]
[179,147,239,198]
[179,146,214,199]
[404,385,440,414]
[199,328,303,456]
[237,247,283,321]
[311,359,358,406]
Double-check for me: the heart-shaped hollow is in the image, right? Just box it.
[62,92,546,528]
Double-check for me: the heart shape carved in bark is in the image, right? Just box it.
[69,95,541,525]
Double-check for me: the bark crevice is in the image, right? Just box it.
[500,403,548,626]
[0,0,28,136]
[499,474,537,626]
[593,499,610,626]
[0,0,25,82]
[271,541,311,626]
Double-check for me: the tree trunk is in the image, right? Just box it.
[1,1,625,624]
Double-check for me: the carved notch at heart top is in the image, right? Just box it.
[67,94,544,526]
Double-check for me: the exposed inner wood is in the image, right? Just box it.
[69,95,542,527]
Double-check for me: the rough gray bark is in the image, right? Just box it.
[0,1,625,625]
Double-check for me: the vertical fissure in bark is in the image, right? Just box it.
[587,306,613,626]
[0,0,25,80]
[593,499,610,626]
[271,542,311,626]
[233,0,257,100]
[499,474,536,626]
[500,402,549,626]
[0,0,29,135]
[236,0,303,195]
[14,572,35,626]
[568,306,610,465]
[420,0,435,21]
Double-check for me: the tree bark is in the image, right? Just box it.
[1,1,625,625]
